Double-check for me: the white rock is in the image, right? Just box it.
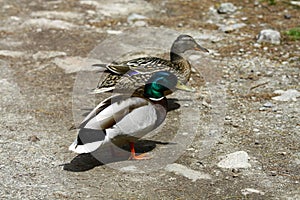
[133,20,147,27]
[120,165,138,172]
[106,30,123,35]
[272,89,300,101]
[53,56,103,73]
[80,0,152,17]
[257,29,281,44]
[219,23,246,33]
[241,188,265,196]
[127,13,147,24]
[30,11,84,20]
[218,3,237,14]
[290,1,300,6]
[0,50,26,58]
[165,163,211,182]
[22,18,77,30]
[217,151,251,169]
[263,102,273,107]
[32,51,67,60]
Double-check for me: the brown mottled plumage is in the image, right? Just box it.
[92,35,208,94]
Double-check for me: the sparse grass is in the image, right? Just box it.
[286,27,300,40]
[261,0,277,5]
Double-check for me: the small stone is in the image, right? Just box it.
[270,171,277,176]
[28,135,40,142]
[127,13,147,24]
[290,1,300,6]
[217,3,237,14]
[219,23,246,33]
[257,29,281,45]
[257,15,263,19]
[284,14,291,19]
[278,151,287,156]
[241,17,248,21]
[263,47,268,51]
[241,188,265,196]
[263,102,273,108]
[133,20,147,27]
[259,107,266,111]
[254,140,260,145]
[253,43,261,48]
[272,89,300,101]
[253,128,260,132]
[165,163,211,181]
[232,168,240,173]
[217,151,251,169]
[225,116,232,120]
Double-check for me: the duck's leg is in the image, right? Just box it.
[128,142,151,160]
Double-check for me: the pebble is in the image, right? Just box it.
[127,13,147,24]
[284,14,291,19]
[259,107,266,111]
[257,29,281,45]
[272,89,300,101]
[30,11,84,20]
[217,3,237,14]
[253,128,260,132]
[165,163,211,182]
[263,102,273,108]
[290,1,300,6]
[225,116,232,120]
[28,135,40,142]
[241,188,265,196]
[0,50,26,58]
[253,43,261,48]
[22,18,77,30]
[133,20,147,27]
[217,151,251,169]
[219,23,246,33]
[32,51,67,60]
[270,171,277,176]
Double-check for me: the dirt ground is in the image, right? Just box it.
[0,0,299,199]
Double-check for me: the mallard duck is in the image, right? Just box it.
[91,34,208,94]
[69,71,194,160]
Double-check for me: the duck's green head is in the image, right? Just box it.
[144,71,195,100]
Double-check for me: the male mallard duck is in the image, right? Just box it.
[69,71,194,160]
[92,34,208,94]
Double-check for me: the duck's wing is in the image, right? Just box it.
[107,57,172,75]
[69,96,152,153]
[91,57,174,94]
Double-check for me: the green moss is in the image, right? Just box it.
[286,27,300,40]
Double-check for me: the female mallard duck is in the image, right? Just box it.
[69,71,194,160]
[92,34,208,94]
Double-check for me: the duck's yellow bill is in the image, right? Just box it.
[175,81,196,92]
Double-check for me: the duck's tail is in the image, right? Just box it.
[69,129,106,154]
